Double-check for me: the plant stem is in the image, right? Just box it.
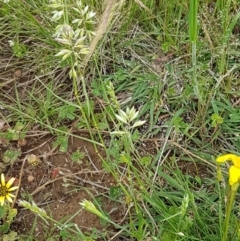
[189,0,201,102]
[222,184,238,241]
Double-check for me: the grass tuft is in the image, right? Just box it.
[1,0,240,240]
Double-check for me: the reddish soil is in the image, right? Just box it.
[1,134,128,240]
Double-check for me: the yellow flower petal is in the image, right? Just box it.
[6,194,13,203]
[216,154,240,169]
[6,177,15,189]
[7,193,15,198]
[229,166,240,186]
[8,186,19,192]
[216,154,237,163]
[1,173,5,186]
[0,196,5,206]
[231,157,240,169]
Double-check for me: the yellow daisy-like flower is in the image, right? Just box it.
[216,154,240,186]
[0,173,19,206]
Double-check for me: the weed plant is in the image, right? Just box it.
[0,0,240,240]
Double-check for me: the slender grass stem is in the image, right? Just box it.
[222,184,239,241]
[189,0,201,102]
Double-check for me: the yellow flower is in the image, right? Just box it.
[0,173,19,206]
[216,154,240,186]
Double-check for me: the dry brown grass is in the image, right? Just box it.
[83,0,120,68]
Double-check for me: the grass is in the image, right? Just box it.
[0,0,240,240]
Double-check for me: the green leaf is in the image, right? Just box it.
[132,129,140,141]
[140,156,151,166]
[109,186,122,200]
[119,154,130,164]
[158,170,184,191]
[5,130,19,141]
[14,122,25,131]
[0,222,10,234]
[58,105,76,120]
[91,79,102,97]
[97,120,108,130]
[211,113,223,127]
[71,150,85,163]
[8,208,17,223]
[3,150,21,164]
[12,43,27,58]
[161,231,175,241]
[53,136,68,152]
[161,42,171,53]
[3,231,18,241]
[60,230,71,240]
[229,113,240,122]
[0,206,7,219]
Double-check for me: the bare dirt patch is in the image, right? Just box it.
[0,134,128,240]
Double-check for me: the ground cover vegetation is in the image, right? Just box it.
[0,0,240,240]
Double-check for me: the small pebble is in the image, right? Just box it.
[27,175,34,182]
